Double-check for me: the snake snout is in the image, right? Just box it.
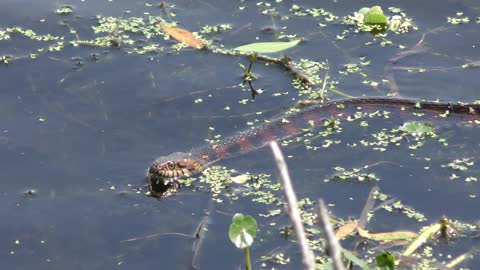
[147,172,179,197]
[148,162,160,174]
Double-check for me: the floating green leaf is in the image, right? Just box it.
[399,121,434,136]
[365,13,387,24]
[358,6,387,24]
[228,213,257,249]
[376,252,396,270]
[234,39,302,53]
[366,6,383,16]
[231,174,250,184]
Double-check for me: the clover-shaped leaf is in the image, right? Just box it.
[228,213,257,249]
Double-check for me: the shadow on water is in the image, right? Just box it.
[1,0,480,269]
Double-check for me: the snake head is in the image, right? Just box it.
[147,152,203,196]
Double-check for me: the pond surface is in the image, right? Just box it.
[1,0,480,269]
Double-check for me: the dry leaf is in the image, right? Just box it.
[357,227,370,238]
[335,221,358,240]
[159,24,205,49]
[358,227,417,241]
[403,223,442,256]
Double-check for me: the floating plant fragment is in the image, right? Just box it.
[234,39,302,53]
[159,24,205,49]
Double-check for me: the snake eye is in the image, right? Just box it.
[166,161,176,170]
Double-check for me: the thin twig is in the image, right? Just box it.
[388,33,428,64]
[269,141,316,270]
[317,199,346,270]
[392,66,461,72]
[319,59,330,100]
[384,33,430,94]
[120,232,192,242]
[357,186,379,229]
[191,210,212,269]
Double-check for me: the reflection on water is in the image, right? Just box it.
[1,0,479,268]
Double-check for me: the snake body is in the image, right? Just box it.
[148,97,480,195]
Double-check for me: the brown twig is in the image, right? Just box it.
[269,141,316,270]
[257,55,313,85]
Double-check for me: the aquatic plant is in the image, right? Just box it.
[228,213,257,270]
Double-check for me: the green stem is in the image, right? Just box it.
[244,247,252,270]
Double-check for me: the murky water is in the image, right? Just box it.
[1,0,479,269]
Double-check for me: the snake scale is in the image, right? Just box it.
[148,97,480,196]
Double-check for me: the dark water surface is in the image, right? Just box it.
[1,0,480,269]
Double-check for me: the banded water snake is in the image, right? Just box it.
[148,97,480,196]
